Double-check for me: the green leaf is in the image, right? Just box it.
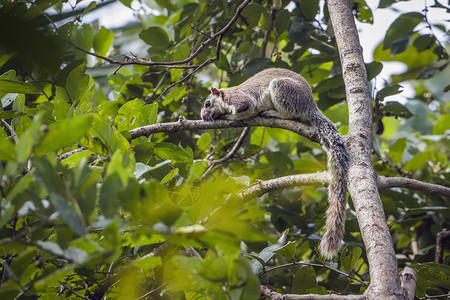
[353,0,373,24]
[0,79,39,94]
[49,192,85,236]
[376,84,403,100]
[90,113,131,154]
[214,50,231,72]
[340,245,362,272]
[412,263,450,289]
[241,3,266,27]
[116,98,145,131]
[275,10,291,35]
[139,26,170,51]
[133,256,162,270]
[292,266,318,294]
[196,133,211,152]
[366,61,383,80]
[265,151,294,174]
[134,142,155,164]
[70,162,101,220]
[389,137,406,164]
[391,32,413,55]
[403,152,429,172]
[0,110,25,119]
[381,101,413,118]
[66,64,89,101]
[33,157,65,195]
[413,34,435,52]
[99,173,123,218]
[242,58,272,75]
[106,149,135,185]
[252,230,288,273]
[10,247,34,277]
[82,1,97,15]
[142,103,158,125]
[300,0,320,21]
[94,27,114,57]
[274,241,296,259]
[433,114,450,135]
[378,0,396,8]
[288,16,310,44]
[416,63,448,80]
[160,168,179,184]
[383,12,423,50]
[154,143,192,164]
[0,138,16,161]
[259,12,272,31]
[34,115,92,157]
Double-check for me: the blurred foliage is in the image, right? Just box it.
[0,0,449,299]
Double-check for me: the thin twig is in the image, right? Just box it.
[420,294,450,300]
[28,0,251,68]
[148,70,170,102]
[198,127,250,181]
[58,281,91,300]
[422,3,448,57]
[260,261,368,286]
[190,25,211,39]
[261,5,277,58]
[156,35,224,100]
[1,119,19,143]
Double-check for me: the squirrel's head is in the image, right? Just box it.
[201,88,224,121]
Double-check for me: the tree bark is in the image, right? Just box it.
[326,0,410,299]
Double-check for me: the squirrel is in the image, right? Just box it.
[200,68,350,259]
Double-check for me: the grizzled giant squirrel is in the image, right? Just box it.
[200,68,350,259]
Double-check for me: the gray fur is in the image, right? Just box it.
[201,68,350,259]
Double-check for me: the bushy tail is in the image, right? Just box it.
[311,113,350,260]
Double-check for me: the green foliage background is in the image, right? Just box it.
[0,0,449,299]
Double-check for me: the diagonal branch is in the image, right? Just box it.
[198,127,251,181]
[1,119,19,143]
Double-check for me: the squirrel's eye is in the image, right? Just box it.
[204,100,211,108]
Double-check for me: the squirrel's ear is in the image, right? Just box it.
[211,88,220,95]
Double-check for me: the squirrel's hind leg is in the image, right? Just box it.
[268,78,316,121]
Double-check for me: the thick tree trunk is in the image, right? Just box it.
[326,0,410,299]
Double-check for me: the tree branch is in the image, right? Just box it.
[57,118,449,199]
[399,267,417,300]
[29,0,250,68]
[128,117,318,142]
[238,172,329,200]
[260,285,364,300]
[57,117,316,161]
[377,176,450,198]
[434,228,450,263]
